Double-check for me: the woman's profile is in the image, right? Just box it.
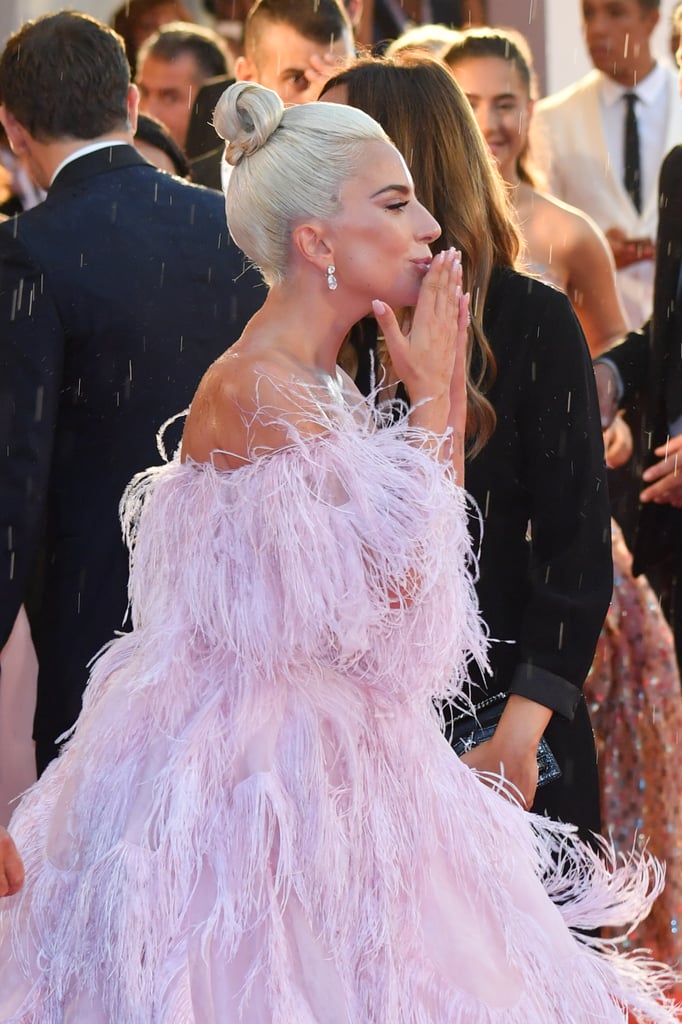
[0,81,678,1021]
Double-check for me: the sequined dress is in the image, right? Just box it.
[587,521,682,971]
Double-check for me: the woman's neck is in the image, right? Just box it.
[244,283,364,378]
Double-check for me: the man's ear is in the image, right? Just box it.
[127,84,139,135]
[292,223,334,273]
[0,107,31,156]
[234,54,256,82]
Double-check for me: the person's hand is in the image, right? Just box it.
[372,248,468,428]
[300,52,349,102]
[605,228,655,269]
[0,826,24,897]
[603,414,633,469]
[593,360,619,428]
[459,694,553,810]
[460,738,537,808]
[641,434,682,507]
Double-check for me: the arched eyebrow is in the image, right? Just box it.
[370,184,410,199]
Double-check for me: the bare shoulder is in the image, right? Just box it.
[181,348,290,468]
[536,191,611,254]
[181,347,345,469]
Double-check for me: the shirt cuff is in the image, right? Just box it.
[509,662,583,720]
[593,356,624,405]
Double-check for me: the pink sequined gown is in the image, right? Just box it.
[587,521,682,971]
[0,400,678,1022]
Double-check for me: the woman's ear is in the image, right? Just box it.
[291,222,334,273]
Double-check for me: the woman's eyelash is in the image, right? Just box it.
[387,201,408,211]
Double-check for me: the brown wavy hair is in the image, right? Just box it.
[320,55,521,456]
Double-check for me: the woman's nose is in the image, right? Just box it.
[417,206,441,244]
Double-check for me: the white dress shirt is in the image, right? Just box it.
[598,62,670,217]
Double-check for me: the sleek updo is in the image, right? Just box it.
[213,81,389,286]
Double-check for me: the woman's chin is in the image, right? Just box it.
[362,283,421,318]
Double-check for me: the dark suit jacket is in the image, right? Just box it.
[190,147,223,192]
[0,144,265,766]
[185,75,232,160]
[605,145,682,577]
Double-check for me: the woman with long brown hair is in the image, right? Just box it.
[321,56,612,838]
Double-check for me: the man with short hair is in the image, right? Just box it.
[189,0,355,189]
[137,20,229,148]
[534,0,682,330]
[0,11,263,771]
[235,0,354,105]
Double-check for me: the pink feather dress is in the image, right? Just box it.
[0,396,678,1023]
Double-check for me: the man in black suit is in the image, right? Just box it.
[596,140,682,663]
[0,11,264,771]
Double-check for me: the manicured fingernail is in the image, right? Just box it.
[372,299,386,315]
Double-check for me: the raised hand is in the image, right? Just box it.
[300,52,349,103]
[371,248,469,460]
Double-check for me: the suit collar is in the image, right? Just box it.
[49,143,148,195]
[580,65,679,223]
[598,60,667,108]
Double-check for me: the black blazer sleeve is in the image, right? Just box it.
[0,227,63,649]
[474,273,613,718]
[601,321,651,407]
[515,291,611,714]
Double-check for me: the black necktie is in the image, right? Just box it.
[623,92,641,213]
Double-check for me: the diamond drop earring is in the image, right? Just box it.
[326,265,338,291]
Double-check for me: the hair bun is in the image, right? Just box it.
[213,81,284,166]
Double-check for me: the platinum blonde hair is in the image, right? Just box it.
[213,81,389,286]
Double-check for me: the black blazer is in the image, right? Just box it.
[354,267,611,831]
[605,145,682,576]
[184,74,232,160]
[467,267,613,715]
[463,268,612,833]
[0,144,265,765]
